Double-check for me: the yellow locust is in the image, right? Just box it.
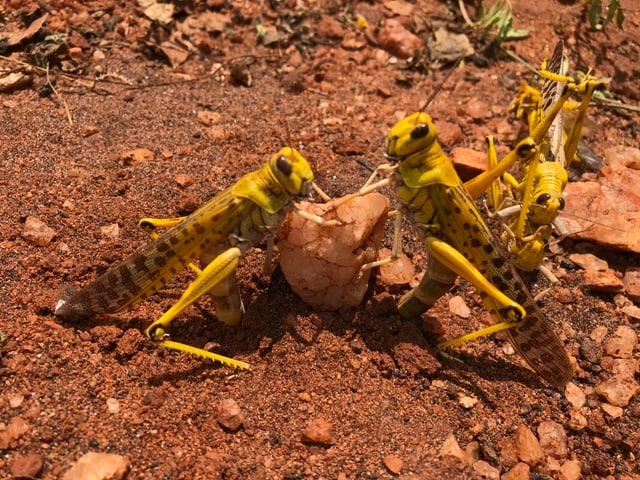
[55,147,325,370]
[488,41,599,283]
[329,74,578,387]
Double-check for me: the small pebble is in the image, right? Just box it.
[501,462,530,480]
[9,451,43,478]
[439,433,465,460]
[21,216,57,247]
[564,383,586,408]
[603,145,640,169]
[121,148,154,164]
[600,402,624,418]
[559,459,582,480]
[595,376,639,407]
[590,325,608,343]
[622,304,640,320]
[569,253,608,271]
[378,249,415,285]
[106,398,120,414]
[175,173,193,188]
[449,295,471,318]
[8,393,25,409]
[458,394,478,409]
[196,110,221,126]
[582,268,625,293]
[450,147,487,181]
[383,453,403,474]
[604,325,638,358]
[62,452,129,480]
[567,410,588,430]
[217,398,245,431]
[376,18,423,59]
[514,425,543,466]
[472,459,500,479]
[537,420,567,457]
[623,267,640,302]
[301,418,333,444]
[298,392,312,402]
[100,223,120,240]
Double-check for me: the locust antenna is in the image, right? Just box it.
[419,58,463,112]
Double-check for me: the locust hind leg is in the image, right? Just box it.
[399,237,525,349]
[145,246,251,370]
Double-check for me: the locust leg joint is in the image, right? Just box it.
[147,324,167,343]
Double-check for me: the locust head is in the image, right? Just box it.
[271,147,314,198]
[385,112,438,161]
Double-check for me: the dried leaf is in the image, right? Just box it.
[138,0,174,24]
[0,13,49,47]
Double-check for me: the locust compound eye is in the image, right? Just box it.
[536,193,551,205]
[558,198,565,210]
[411,124,430,139]
[276,155,293,177]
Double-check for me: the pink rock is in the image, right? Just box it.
[563,165,640,253]
[377,18,423,59]
[623,267,640,302]
[501,462,530,480]
[301,418,333,444]
[278,193,388,310]
[514,425,543,466]
[450,147,487,182]
[604,325,638,359]
[595,375,639,407]
[537,420,568,457]
[9,451,43,477]
[62,452,129,480]
[21,216,57,247]
[378,248,415,285]
[217,398,245,431]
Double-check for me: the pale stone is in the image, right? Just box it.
[473,459,500,479]
[278,193,388,310]
[121,148,154,164]
[595,376,639,407]
[563,165,640,253]
[590,325,608,343]
[501,462,530,480]
[623,267,640,302]
[559,459,582,480]
[62,452,129,480]
[301,418,333,444]
[383,453,403,474]
[449,295,471,318]
[106,398,120,414]
[603,145,640,169]
[567,410,588,430]
[378,248,415,285]
[9,451,43,478]
[569,253,608,271]
[601,402,624,418]
[376,18,423,59]
[514,425,543,466]
[564,383,586,408]
[537,420,567,457]
[21,216,57,247]
[100,223,120,240]
[217,398,245,431]
[604,325,638,358]
[439,433,465,460]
